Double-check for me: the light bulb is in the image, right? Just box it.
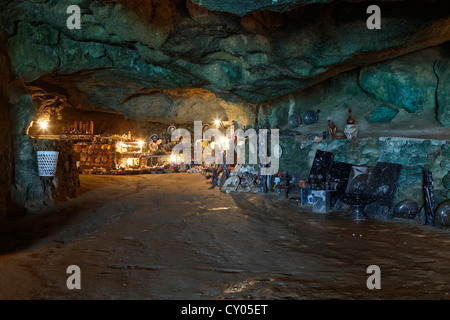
[220,137,230,150]
[39,120,48,130]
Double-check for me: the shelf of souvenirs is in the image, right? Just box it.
[118,152,171,159]
[59,133,94,141]
[59,120,95,141]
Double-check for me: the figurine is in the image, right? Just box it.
[344,108,358,140]
[346,108,356,124]
[327,120,336,138]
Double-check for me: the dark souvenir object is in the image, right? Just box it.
[259,176,268,192]
[343,108,358,139]
[341,192,377,220]
[288,113,302,128]
[435,200,450,226]
[329,161,353,207]
[221,163,230,181]
[212,168,218,187]
[221,176,240,193]
[279,129,302,137]
[308,190,332,213]
[276,172,291,199]
[346,108,356,124]
[266,173,274,192]
[365,162,402,219]
[346,165,372,194]
[333,131,346,139]
[417,207,426,224]
[308,150,334,187]
[368,162,402,203]
[393,199,419,219]
[167,125,177,135]
[327,120,336,138]
[303,110,319,125]
[423,170,435,226]
[344,124,358,140]
[330,162,353,193]
[217,160,229,189]
[258,162,268,193]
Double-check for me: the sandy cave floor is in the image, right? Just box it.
[1,173,450,300]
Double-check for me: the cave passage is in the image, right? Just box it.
[1,173,450,300]
[0,0,449,302]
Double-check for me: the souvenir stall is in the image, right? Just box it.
[69,124,180,174]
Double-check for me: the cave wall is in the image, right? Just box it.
[9,92,80,212]
[0,0,449,216]
[259,43,450,135]
[0,37,14,219]
[2,0,450,126]
[264,43,450,215]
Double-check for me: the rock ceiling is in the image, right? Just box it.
[2,0,450,125]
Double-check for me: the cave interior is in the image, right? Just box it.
[0,0,449,224]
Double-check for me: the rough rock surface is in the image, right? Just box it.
[191,0,407,16]
[3,174,450,299]
[1,0,449,217]
[0,39,14,219]
[360,52,436,114]
[365,105,399,123]
[2,0,450,125]
[191,0,331,16]
[435,49,450,126]
[9,92,80,212]
[10,135,80,211]
[258,44,450,133]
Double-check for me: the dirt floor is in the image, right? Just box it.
[0,173,450,300]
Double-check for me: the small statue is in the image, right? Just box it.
[344,108,359,140]
[212,167,218,187]
[258,162,268,193]
[327,120,336,138]
[346,108,356,124]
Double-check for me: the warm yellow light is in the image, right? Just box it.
[220,137,230,150]
[170,154,177,163]
[39,120,48,130]
[214,119,221,127]
[137,140,144,147]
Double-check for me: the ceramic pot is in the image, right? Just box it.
[344,124,358,140]
[303,110,318,125]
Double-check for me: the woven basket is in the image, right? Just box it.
[37,151,59,177]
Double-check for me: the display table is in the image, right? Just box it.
[301,188,338,213]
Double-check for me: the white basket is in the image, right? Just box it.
[37,151,59,177]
